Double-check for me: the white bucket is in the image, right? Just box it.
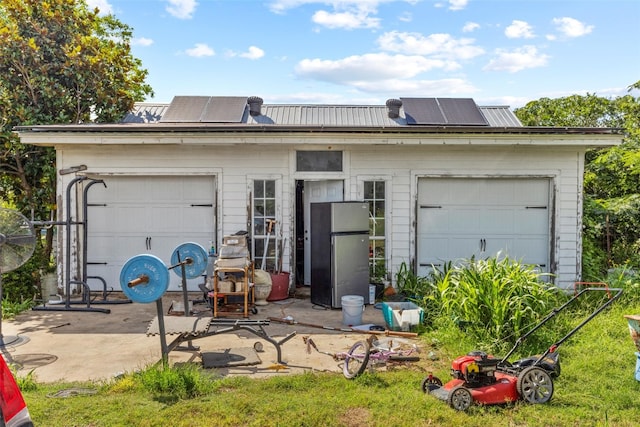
[369,285,376,305]
[341,295,365,326]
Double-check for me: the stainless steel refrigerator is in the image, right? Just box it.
[310,201,369,308]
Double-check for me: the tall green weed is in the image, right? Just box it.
[415,255,566,354]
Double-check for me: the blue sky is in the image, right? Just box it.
[87,0,639,108]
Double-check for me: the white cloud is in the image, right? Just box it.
[86,0,113,15]
[240,46,265,60]
[448,0,468,11]
[505,20,535,39]
[398,12,413,23]
[132,37,154,47]
[312,9,380,29]
[484,45,549,73]
[353,78,477,95]
[552,17,594,37]
[377,31,484,60]
[295,53,460,84]
[166,0,198,19]
[185,43,214,57]
[462,22,480,33]
[268,0,419,29]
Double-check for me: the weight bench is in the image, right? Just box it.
[146,316,296,365]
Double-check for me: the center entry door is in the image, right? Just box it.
[302,180,344,285]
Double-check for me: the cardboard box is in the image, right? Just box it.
[382,301,424,331]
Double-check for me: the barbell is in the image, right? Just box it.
[119,242,208,303]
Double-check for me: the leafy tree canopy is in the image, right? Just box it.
[0,0,152,210]
[0,0,153,274]
[515,81,640,278]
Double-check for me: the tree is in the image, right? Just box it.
[0,0,153,296]
[515,83,640,279]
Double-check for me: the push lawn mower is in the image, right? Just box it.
[422,286,622,411]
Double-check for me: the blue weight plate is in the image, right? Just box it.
[119,254,169,303]
[170,242,208,279]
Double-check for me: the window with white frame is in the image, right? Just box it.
[252,179,277,271]
[364,181,386,282]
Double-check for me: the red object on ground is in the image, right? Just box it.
[267,272,290,301]
[438,373,520,405]
[0,355,33,427]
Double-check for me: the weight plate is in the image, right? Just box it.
[119,254,169,303]
[170,242,208,279]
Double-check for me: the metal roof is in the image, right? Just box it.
[121,100,522,128]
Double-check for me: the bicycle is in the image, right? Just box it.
[305,336,420,379]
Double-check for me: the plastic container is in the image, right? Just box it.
[341,295,365,326]
[624,315,640,352]
[369,285,376,305]
[267,272,290,301]
[382,301,424,331]
[635,352,640,382]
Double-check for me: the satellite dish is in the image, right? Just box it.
[0,208,36,347]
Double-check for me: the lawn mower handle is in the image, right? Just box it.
[500,287,623,365]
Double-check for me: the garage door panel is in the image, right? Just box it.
[448,209,481,233]
[480,208,514,233]
[86,176,216,292]
[417,177,550,276]
[183,207,215,231]
[518,209,548,233]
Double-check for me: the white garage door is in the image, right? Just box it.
[417,177,550,277]
[85,176,216,292]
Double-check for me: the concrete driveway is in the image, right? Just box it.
[1,289,424,384]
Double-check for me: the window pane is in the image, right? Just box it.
[254,180,264,198]
[265,200,276,216]
[265,180,276,197]
[364,182,374,199]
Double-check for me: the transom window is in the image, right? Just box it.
[296,151,343,172]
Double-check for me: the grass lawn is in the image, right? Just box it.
[20,303,640,427]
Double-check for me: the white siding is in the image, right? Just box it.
[57,139,586,290]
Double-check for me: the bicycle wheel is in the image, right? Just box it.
[343,340,370,379]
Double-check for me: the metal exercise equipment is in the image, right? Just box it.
[120,242,295,367]
[122,243,208,366]
[32,173,129,313]
[0,208,36,348]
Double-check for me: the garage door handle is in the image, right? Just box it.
[419,205,442,209]
[419,263,441,267]
[191,204,213,207]
[480,239,486,251]
[526,206,547,209]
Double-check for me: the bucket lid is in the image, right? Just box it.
[341,295,364,303]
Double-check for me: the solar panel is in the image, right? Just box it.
[159,96,248,123]
[200,97,248,123]
[400,98,446,125]
[400,97,489,126]
[160,96,210,122]
[437,98,488,125]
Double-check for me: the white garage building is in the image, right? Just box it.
[16,96,620,293]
